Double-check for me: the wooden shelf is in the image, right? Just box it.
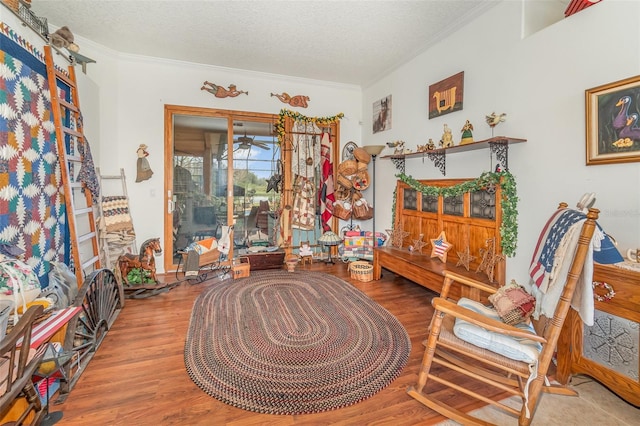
[381,136,526,175]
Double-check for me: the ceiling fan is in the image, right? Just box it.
[234,132,269,150]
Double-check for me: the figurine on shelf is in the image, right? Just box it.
[460,120,474,145]
[485,112,507,128]
[427,138,436,150]
[386,140,405,155]
[440,124,454,148]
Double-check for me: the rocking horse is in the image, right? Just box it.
[117,238,162,285]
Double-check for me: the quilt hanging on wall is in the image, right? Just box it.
[0,24,68,287]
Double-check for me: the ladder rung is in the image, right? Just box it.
[54,69,75,87]
[81,255,101,271]
[59,99,79,113]
[77,231,97,244]
[69,181,83,189]
[62,126,83,138]
[75,206,93,215]
[66,155,82,162]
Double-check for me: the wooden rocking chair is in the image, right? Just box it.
[407,204,600,425]
[0,305,46,425]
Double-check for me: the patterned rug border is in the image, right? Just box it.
[184,270,411,415]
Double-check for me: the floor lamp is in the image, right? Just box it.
[362,145,386,255]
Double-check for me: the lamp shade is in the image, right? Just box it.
[318,231,342,246]
[363,145,385,156]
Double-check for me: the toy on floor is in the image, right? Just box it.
[299,241,313,265]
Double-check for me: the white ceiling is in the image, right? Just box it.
[28,0,507,87]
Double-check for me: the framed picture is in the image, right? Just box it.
[586,74,640,165]
[429,71,464,119]
[373,95,392,133]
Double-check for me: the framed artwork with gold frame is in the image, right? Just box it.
[586,74,640,165]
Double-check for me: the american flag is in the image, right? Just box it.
[432,237,450,256]
[529,209,585,288]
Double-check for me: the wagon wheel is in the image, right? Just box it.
[55,268,124,404]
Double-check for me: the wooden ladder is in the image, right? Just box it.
[44,45,101,285]
[96,167,138,269]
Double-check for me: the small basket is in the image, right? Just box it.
[333,203,352,220]
[353,147,371,164]
[353,201,373,220]
[352,170,370,190]
[349,261,373,282]
[335,186,351,201]
[338,160,357,176]
[337,173,353,189]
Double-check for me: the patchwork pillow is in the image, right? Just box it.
[453,297,542,364]
[488,280,536,325]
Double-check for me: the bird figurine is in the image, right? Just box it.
[386,140,405,154]
[485,112,507,128]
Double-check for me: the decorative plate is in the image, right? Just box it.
[342,141,358,162]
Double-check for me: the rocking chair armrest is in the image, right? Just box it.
[432,297,547,344]
[442,271,499,298]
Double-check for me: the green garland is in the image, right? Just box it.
[393,171,519,257]
[275,109,344,144]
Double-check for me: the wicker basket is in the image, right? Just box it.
[335,186,351,201]
[352,201,373,220]
[333,203,352,220]
[338,160,357,176]
[353,147,371,164]
[349,261,373,282]
[337,173,353,189]
[352,170,370,190]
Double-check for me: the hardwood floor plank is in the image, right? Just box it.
[56,263,461,425]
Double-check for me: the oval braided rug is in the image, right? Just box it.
[184,270,411,415]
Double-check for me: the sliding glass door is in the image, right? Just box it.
[164,106,277,272]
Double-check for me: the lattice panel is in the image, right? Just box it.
[421,193,438,213]
[470,189,496,219]
[403,188,417,210]
[443,194,463,216]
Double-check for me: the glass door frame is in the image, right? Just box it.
[163,105,278,273]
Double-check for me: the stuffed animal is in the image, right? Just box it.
[49,26,80,52]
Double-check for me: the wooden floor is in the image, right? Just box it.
[54,262,498,425]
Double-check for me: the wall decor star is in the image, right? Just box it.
[386,224,409,248]
[456,245,476,271]
[411,234,427,254]
[476,237,505,283]
[430,231,453,263]
[266,174,282,193]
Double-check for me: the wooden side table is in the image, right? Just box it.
[556,262,640,406]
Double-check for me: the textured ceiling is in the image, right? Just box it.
[28,0,502,87]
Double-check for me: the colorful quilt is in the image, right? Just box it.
[0,27,68,287]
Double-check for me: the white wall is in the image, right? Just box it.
[362,0,640,284]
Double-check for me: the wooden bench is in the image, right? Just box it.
[373,178,507,299]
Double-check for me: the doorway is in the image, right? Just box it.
[164,105,278,272]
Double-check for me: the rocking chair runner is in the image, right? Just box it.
[407,204,600,426]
